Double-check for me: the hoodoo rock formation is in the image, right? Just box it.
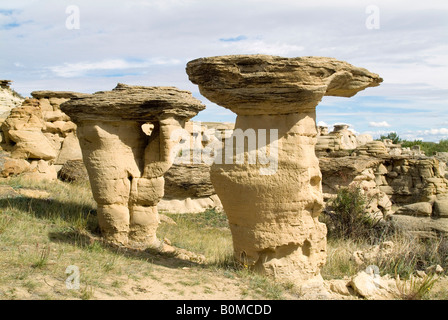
[186,55,383,283]
[61,84,204,246]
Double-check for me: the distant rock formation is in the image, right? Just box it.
[316,124,363,157]
[0,90,87,180]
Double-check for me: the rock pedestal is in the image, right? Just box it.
[61,84,204,245]
[187,55,382,283]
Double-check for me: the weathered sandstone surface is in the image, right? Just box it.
[61,83,204,246]
[158,163,222,214]
[0,80,24,128]
[186,54,382,283]
[0,90,87,180]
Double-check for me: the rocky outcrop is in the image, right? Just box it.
[0,80,24,128]
[320,151,448,237]
[1,90,87,175]
[186,54,382,284]
[355,141,389,157]
[31,90,88,166]
[319,156,393,218]
[61,83,205,246]
[376,157,447,205]
[316,124,359,157]
[1,98,58,160]
[157,120,233,213]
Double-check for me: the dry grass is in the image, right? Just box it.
[157,210,234,267]
[0,176,292,300]
[1,176,447,300]
[396,273,439,300]
[321,238,367,279]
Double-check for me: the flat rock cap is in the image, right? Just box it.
[60,83,205,122]
[186,55,382,115]
[31,91,89,99]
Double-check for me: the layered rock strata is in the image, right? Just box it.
[1,90,87,171]
[316,124,360,157]
[61,84,204,245]
[186,55,382,283]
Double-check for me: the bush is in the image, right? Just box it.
[376,132,448,156]
[380,132,401,144]
[320,185,385,241]
[401,139,448,156]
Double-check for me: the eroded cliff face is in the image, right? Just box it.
[186,54,382,284]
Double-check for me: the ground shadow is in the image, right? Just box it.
[0,195,201,269]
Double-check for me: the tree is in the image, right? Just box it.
[379,132,401,144]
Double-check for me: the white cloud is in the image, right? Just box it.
[1,0,447,134]
[400,128,448,142]
[220,39,304,56]
[423,128,448,136]
[369,121,391,128]
[317,121,328,127]
[48,58,181,78]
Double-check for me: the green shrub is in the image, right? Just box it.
[401,139,448,156]
[379,132,401,145]
[320,186,381,241]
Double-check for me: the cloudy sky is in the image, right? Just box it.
[1,0,447,141]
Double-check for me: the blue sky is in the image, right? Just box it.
[1,0,447,141]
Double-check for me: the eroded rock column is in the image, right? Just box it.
[61,84,204,246]
[186,55,382,283]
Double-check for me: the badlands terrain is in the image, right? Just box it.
[1,57,448,300]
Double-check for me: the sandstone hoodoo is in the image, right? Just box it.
[186,55,383,284]
[61,84,205,246]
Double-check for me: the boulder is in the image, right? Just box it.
[433,199,448,218]
[0,185,20,199]
[55,132,82,165]
[7,130,58,160]
[2,99,58,160]
[349,271,398,300]
[58,159,89,182]
[395,202,433,217]
[23,160,58,181]
[389,214,448,237]
[164,163,215,199]
[0,157,30,177]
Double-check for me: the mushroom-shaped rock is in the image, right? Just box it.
[186,55,382,115]
[186,55,382,284]
[61,84,205,245]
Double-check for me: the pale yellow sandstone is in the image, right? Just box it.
[61,84,204,245]
[186,54,382,284]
